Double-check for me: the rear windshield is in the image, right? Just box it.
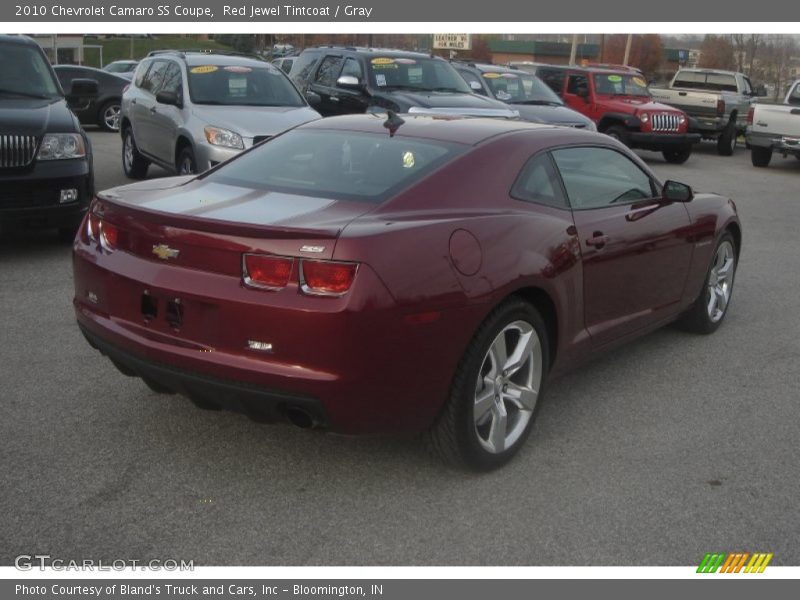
[205,129,466,203]
[673,72,738,92]
[0,42,60,99]
[367,56,472,94]
[188,63,305,107]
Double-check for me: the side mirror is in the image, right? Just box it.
[155,90,181,107]
[336,75,362,89]
[663,180,693,202]
[70,78,99,97]
[305,91,322,107]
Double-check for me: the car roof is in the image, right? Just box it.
[304,46,445,60]
[0,34,40,48]
[676,68,739,76]
[145,51,268,68]
[296,113,573,145]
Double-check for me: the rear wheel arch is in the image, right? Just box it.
[725,221,742,258]
[506,287,559,367]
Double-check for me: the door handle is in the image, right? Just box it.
[149,106,157,114]
[586,232,610,248]
[130,98,137,105]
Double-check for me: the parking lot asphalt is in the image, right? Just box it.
[1,128,799,566]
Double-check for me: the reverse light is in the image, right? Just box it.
[301,260,358,297]
[243,254,294,290]
[85,213,100,242]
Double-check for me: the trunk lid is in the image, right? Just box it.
[95,176,375,274]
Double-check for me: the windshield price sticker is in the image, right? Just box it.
[607,75,623,82]
[190,65,218,74]
[375,74,387,86]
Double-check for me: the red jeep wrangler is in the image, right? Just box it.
[528,64,701,164]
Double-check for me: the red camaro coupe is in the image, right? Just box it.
[73,114,741,470]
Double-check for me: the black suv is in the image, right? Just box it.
[289,46,518,118]
[452,62,595,130]
[0,35,95,240]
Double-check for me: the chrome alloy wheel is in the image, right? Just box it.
[707,240,735,323]
[473,320,542,454]
[104,104,121,131]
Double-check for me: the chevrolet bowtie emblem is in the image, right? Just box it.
[152,244,180,260]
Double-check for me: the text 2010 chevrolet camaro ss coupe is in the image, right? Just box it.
[73,114,741,470]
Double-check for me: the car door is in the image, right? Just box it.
[149,61,184,166]
[308,54,345,116]
[562,72,592,116]
[132,59,169,158]
[550,145,694,346]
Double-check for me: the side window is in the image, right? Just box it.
[280,59,293,74]
[340,57,363,82]
[458,69,486,95]
[566,74,589,95]
[289,52,319,89]
[511,153,568,208]
[551,147,656,209]
[537,68,565,96]
[314,56,344,87]
[788,83,800,106]
[741,76,753,95]
[141,60,168,94]
[160,62,183,97]
[133,60,151,88]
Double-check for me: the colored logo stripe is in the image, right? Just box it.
[698,552,773,573]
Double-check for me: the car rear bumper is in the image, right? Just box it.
[687,116,728,134]
[746,130,800,154]
[0,158,92,231]
[627,132,701,151]
[78,322,328,426]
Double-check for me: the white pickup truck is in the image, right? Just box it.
[746,80,800,167]
[651,69,757,156]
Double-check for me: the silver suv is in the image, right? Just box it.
[120,51,321,178]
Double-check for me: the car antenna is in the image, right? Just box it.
[383,110,405,137]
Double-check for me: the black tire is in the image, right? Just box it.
[97,99,121,132]
[122,127,149,179]
[604,125,629,146]
[716,120,737,156]
[751,146,772,168]
[662,145,693,164]
[677,232,737,335]
[425,298,550,471]
[176,146,197,175]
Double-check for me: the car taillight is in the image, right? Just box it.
[243,254,294,290]
[85,213,100,242]
[747,106,755,125]
[100,221,118,250]
[716,99,725,117]
[301,260,358,297]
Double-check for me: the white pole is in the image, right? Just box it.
[569,34,578,65]
[623,34,633,66]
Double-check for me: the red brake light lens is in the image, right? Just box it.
[716,99,725,117]
[747,106,755,125]
[301,260,358,296]
[243,254,294,290]
[100,221,118,250]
